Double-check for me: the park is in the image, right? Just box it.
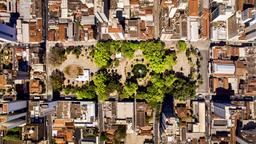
[48,40,202,106]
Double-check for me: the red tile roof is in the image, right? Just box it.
[189,0,199,16]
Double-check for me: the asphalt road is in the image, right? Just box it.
[205,97,212,142]
[190,40,210,94]
[98,102,104,132]
[198,49,209,94]
[153,0,160,38]
[153,105,161,144]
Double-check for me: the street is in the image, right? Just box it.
[205,95,212,142]
[153,105,161,144]
[98,102,104,132]
[153,0,160,38]
[191,40,210,94]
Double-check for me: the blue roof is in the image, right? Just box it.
[0,24,16,42]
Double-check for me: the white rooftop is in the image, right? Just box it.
[213,63,235,74]
[75,69,90,82]
[116,102,134,119]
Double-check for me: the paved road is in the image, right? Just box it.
[153,105,161,144]
[191,40,210,94]
[46,40,97,50]
[205,96,212,142]
[98,102,104,132]
[198,49,209,94]
[98,102,104,144]
[153,0,160,38]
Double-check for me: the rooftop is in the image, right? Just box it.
[0,75,7,89]
[116,102,134,119]
[29,79,42,94]
[188,0,199,16]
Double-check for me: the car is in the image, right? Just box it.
[195,48,200,55]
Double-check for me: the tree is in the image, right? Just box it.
[164,74,177,87]
[120,82,138,99]
[178,40,187,52]
[145,86,165,106]
[100,132,107,141]
[169,78,196,100]
[114,125,127,143]
[50,69,65,92]
[75,83,96,100]
[93,42,111,68]
[164,53,176,70]
[3,127,21,141]
[109,41,122,54]
[63,87,72,95]
[105,72,122,95]
[49,46,66,66]
[105,80,122,95]
[72,46,82,58]
[141,41,173,73]
[76,89,96,100]
[121,43,135,59]
[93,72,108,101]
[150,75,165,91]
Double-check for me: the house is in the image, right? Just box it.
[52,119,75,143]
[29,80,42,94]
[23,123,46,143]
[187,0,200,41]
[160,96,179,143]
[200,9,210,39]
[191,100,206,133]
[160,0,188,41]
[116,102,134,126]
[0,75,10,89]
[28,19,43,43]
[56,101,97,127]
[210,45,248,95]
[29,101,57,118]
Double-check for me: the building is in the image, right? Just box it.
[56,101,97,127]
[52,118,75,143]
[29,79,43,94]
[160,96,179,143]
[0,24,16,42]
[0,101,27,130]
[211,102,245,137]
[191,101,206,133]
[210,45,248,95]
[116,102,134,132]
[239,7,256,41]
[160,0,188,41]
[29,101,57,118]
[47,0,97,42]
[187,0,200,41]
[210,1,236,41]
[212,102,245,119]
[23,123,46,143]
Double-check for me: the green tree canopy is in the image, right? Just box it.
[93,72,108,101]
[169,78,196,100]
[75,83,96,100]
[92,42,112,68]
[120,82,138,99]
[49,46,66,66]
[178,40,187,52]
[164,74,177,87]
[50,69,65,92]
[121,42,136,59]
